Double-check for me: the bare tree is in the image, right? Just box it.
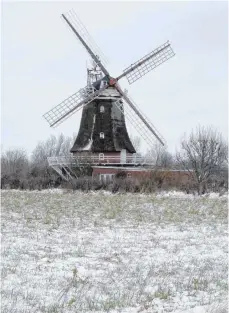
[129,135,142,154]
[31,134,73,162]
[146,143,174,168]
[176,126,228,194]
[1,149,29,188]
[30,133,74,178]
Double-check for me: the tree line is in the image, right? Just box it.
[1,126,228,194]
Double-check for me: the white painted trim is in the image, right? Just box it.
[99,153,105,160]
[97,96,120,100]
[92,166,193,172]
[120,149,127,164]
[92,166,151,171]
[99,173,115,182]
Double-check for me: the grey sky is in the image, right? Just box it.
[1,1,228,155]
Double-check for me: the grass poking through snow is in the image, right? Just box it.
[1,190,228,312]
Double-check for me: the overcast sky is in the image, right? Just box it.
[1,1,228,155]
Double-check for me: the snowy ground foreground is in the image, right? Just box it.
[1,190,228,313]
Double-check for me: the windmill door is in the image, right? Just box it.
[120,149,127,164]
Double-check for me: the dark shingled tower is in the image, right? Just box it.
[70,87,136,153]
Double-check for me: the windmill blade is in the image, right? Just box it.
[62,11,110,76]
[115,84,165,146]
[43,85,107,127]
[114,98,162,149]
[116,41,175,84]
[67,10,109,66]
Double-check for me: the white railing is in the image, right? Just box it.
[47,154,156,166]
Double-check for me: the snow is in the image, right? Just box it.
[81,138,93,151]
[1,188,227,199]
[80,113,95,151]
[1,190,228,313]
[172,301,228,313]
[155,190,228,199]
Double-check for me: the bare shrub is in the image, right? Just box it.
[1,149,29,189]
[64,176,105,192]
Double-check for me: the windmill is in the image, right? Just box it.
[43,10,175,180]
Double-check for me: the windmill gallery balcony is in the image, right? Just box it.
[47,153,191,183]
[47,153,156,167]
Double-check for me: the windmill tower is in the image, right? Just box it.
[70,60,136,155]
[43,11,175,181]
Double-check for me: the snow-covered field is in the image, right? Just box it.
[1,190,228,313]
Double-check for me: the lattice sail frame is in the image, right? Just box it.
[64,10,108,67]
[123,41,175,84]
[114,96,166,149]
[43,85,99,127]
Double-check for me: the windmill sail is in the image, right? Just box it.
[43,85,107,127]
[65,10,108,66]
[115,84,165,146]
[62,12,110,76]
[118,41,175,84]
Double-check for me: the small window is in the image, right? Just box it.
[100,174,105,182]
[99,153,104,160]
[99,173,115,183]
[100,132,104,139]
[100,81,107,89]
[100,105,105,113]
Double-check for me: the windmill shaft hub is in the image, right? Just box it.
[108,77,117,86]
